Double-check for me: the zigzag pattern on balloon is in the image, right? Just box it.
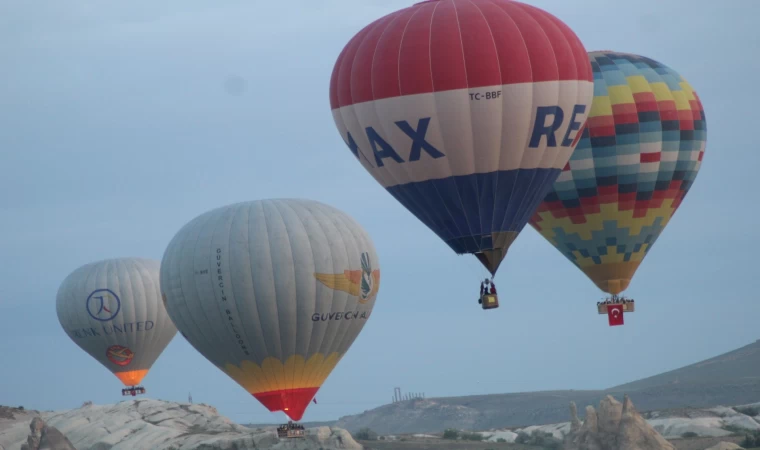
[223,353,342,395]
[530,51,706,294]
[223,353,343,421]
[532,201,677,267]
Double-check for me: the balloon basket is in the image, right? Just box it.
[480,294,499,310]
[277,422,305,439]
[596,301,635,314]
[122,386,146,397]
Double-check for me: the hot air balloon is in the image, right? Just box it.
[159,199,380,422]
[529,51,707,325]
[329,0,594,306]
[56,257,178,395]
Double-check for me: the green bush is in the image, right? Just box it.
[354,427,378,441]
[742,430,760,448]
[515,430,561,449]
[723,424,748,434]
[735,406,760,417]
[681,431,698,438]
[442,428,459,440]
[496,437,507,443]
[460,432,483,441]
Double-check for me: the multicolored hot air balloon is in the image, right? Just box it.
[530,51,706,300]
[159,199,380,421]
[56,258,178,394]
[329,0,594,278]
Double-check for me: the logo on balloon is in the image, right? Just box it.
[106,344,134,366]
[314,252,380,304]
[359,253,373,302]
[86,289,121,322]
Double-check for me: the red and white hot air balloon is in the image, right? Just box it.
[329,0,594,289]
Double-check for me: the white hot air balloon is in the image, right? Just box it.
[56,257,178,396]
[160,199,381,421]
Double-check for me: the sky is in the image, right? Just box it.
[1,0,759,425]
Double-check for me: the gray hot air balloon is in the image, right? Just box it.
[160,199,381,421]
[56,257,177,396]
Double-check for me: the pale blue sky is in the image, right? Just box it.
[1,0,758,424]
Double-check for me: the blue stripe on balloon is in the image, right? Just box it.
[385,168,560,254]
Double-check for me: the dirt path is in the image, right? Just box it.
[359,439,534,450]
[360,435,752,450]
[669,435,745,450]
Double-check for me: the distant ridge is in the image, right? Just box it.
[323,339,760,434]
[611,339,760,391]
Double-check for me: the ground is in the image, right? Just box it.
[668,435,744,450]
[360,440,532,450]
[357,434,758,450]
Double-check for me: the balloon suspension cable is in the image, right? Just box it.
[480,264,492,283]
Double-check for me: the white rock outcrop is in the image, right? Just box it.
[0,399,362,450]
[483,430,519,442]
[483,401,760,441]
[704,443,745,450]
[648,417,734,438]
[519,422,572,440]
[18,417,75,450]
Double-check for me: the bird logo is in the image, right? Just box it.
[314,252,380,304]
[106,345,134,366]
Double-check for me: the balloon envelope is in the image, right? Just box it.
[530,51,707,294]
[330,0,594,275]
[160,199,380,421]
[56,257,178,386]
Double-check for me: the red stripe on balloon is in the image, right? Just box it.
[253,387,320,422]
[330,0,592,110]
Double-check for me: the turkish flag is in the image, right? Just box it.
[607,304,624,326]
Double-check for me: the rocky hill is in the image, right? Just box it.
[486,401,760,443]
[346,397,759,450]
[612,340,760,392]
[0,399,361,450]
[333,340,760,434]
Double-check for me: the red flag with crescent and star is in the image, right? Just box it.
[607,304,624,326]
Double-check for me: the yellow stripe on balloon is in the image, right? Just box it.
[607,85,635,105]
[590,95,613,117]
[533,199,680,268]
[650,82,675,102]
[626,75,652,94]
[223,353,343,395]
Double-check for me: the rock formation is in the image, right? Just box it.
[564,395,675,450]
[0,399,362,450]
[19,417,76,450]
